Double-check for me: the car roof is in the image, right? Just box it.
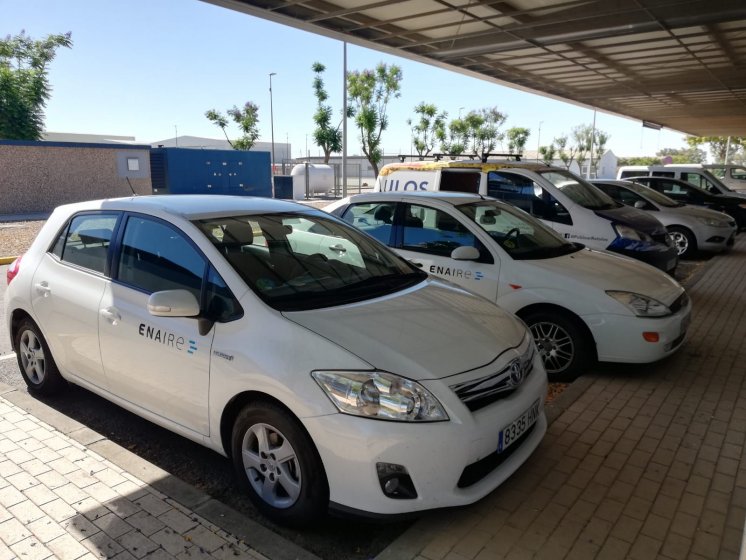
[342,191,486,205]
[55,195,318,220]
[379,159,551,176]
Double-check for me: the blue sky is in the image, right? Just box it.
[4,0,689,159]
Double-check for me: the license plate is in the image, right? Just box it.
[498,399,540,453]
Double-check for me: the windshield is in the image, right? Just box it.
[195,212,426,311]
[457,201,581,260]
[540,170,620,210]
[626,182,682,207]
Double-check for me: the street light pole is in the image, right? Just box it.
[537,121,543,162]
[269,72,277,180]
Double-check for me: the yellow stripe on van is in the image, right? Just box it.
[379,160,547,176]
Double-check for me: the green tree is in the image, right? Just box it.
[553,135,578,170]
[347,62,402,177]
[571,124,610,176]
[311,62,342,164]
[407,102,446,158]
[617,156,660,167]
[505,127,530,155]
[538,144,556,165]
[205,102,260,150]
[657,146,706,164]
[686,136,745,163]
[463,107,507,156]
[436,118,467,156]
[0,30,72,140]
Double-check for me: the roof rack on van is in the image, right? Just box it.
[396,152,522,163]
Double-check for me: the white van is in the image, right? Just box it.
[617,164,746,198]
[374,160,678,273]
[704,164,746,191]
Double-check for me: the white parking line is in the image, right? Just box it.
[0,353,16,361]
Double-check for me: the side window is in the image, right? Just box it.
[618,189,649,208]
[205,266,242,323]
[487,172,572,225]
[340,202,395,245]
[439,171,481,193]
[53,213,119,274]
[681,173,706,190]
[651,171,675,178]
[732,168,746,180]
[117,216,206,300]
[402,204,491,262]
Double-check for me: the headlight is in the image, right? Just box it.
[695,216,730,227]
[312,370,449,422]
[606,291,672,317]
[614,224,652,242]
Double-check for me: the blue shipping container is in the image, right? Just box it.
[150,148,272,197]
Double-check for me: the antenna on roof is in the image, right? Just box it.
[126,177,138,197]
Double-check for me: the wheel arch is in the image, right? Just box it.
[666,224,697,248]
[9,308,35,350]
[220,391,311,459]
[515,303,598,362]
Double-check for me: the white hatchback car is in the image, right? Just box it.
[4,195,547,524]
[327,192,692,379]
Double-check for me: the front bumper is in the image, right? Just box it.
[695,223,737,253]
[583,297,691,364]
[606,240,678,273]
[303,341,548,515]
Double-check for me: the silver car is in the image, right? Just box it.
[593,180,736,258]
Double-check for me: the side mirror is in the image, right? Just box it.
[634,201,646,209]
[451,246,481,261]
[148,290,200,317]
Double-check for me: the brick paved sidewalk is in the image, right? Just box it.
[0,391,318,560]
[377,240,746,560]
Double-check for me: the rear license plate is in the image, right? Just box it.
[498,399,540,453]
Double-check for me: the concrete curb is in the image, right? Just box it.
[0,380,322,560]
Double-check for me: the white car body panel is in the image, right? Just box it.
[327,192,690,366]
[4,195,546,517]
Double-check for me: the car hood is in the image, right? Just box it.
[675,205,736,223]
[283,278,527,380]
[594,205,667,235]
[531,247,685,306]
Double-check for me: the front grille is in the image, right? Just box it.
[669,292,689,314]
[450,347,535,412]
[457,424,536,488]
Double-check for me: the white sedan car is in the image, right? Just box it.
[327,192,692,379]
[4,195,547,524]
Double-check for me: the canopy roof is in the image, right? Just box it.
[205,0,746,136]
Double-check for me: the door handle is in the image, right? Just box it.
[329,244,347,253]
[100,307,121,325]
[35,282,51,297]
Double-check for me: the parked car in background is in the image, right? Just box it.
[593,179,736,258]
[705,164,746,191]
[627,176,746,231]
[5,195,548,523]
[617,164,746,199]
[375,160,679,274]
[327,192,691,380]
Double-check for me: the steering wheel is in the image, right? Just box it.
[504,228,520,248]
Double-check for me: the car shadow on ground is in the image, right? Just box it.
[27,384,411,560]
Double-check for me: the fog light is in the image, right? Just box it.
[706,236,725,243]
[376,462,417,499]
[643,332,660,343]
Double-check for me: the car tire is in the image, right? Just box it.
[667,226,696,258]
[231,401,329,526]
[522,309,593,381]
[14,318,66,395]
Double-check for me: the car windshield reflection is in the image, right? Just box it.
[456,201,581,260]
[195,213,426,311]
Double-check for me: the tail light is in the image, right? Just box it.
[6,255,23,285]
